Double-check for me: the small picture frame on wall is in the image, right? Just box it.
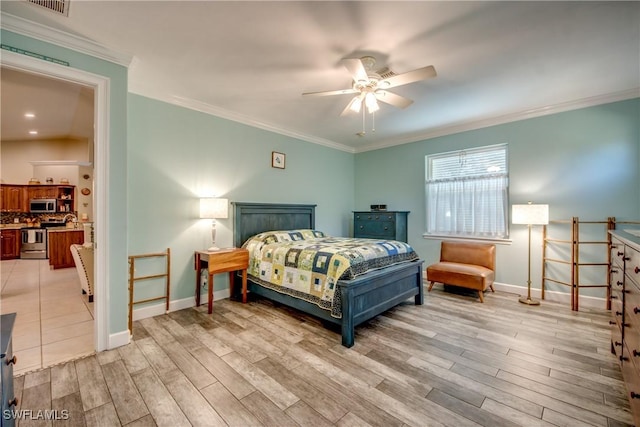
[272,151,286,169]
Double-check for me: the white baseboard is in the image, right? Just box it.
[492,281,607,309]
[107,289,231,350]
[132,289,231,322]
[108,329,131,349]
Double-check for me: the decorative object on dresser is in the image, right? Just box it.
[512,202,549,305]
[609,230,640,426]
[199,198,229,251]
[426,241,496,302]
[233,202,423,347]
[353,210,409,242]
[1,312,18,427]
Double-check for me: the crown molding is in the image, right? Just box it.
[130,89,356,153]
[1,12,132,66]
[355,88,640,153]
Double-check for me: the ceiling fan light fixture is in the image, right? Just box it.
[348,94,364,113]
[365,92,379,113]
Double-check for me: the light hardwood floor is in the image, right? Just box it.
[10,286,635,427]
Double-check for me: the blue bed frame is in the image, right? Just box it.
[232,202,424,347]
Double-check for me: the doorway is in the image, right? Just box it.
[2,50,110,357]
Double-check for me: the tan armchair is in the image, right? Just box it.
[70,244,94,302]
[426,241,496,302]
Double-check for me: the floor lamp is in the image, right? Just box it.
[512,202,549,305]
[199,198,229,251]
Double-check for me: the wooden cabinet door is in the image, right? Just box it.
[48,230,84,269]
[0,185,25,212]
[27,185,57,200]
[0,230,20,260]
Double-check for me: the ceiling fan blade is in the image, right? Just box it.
[381,65,437,89]
[302,88,358,97]
[375,90,414,109]
[341,58,369,83]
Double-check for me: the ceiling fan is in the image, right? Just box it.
[302,56,437,116]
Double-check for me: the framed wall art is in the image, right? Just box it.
[272,151,286,169]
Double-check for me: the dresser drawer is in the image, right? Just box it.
[621,344,640,426]
[611,237,625,270]
[354,220,396,238]
[626,245,640,288]
[611,266,625,293]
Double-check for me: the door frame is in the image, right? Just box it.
[2,50,110,351]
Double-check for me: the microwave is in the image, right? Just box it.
[29,199,57,213]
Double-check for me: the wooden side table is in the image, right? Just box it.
[195,248,249,314]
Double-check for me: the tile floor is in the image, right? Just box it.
[1,258,95,376]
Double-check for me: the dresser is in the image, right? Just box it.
[353,211,409,242]
[609,230,640,426]
[1,313,17,427]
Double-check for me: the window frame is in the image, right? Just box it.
[424,143,511,243]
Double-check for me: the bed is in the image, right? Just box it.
[232,202,424,347]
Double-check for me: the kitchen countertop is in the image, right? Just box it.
[0,224,24,230]
[48,226,82,232]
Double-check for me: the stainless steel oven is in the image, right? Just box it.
[20,228,48,259]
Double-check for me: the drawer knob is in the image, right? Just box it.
[609,320,616,325]
[618,251,624,257]
[359,226,363,230]
[6,355,16,365]
[635,266,640,274]
[8,397,18,407]
[615,341,622,347]
[620,355,629,362]
[616,311,623,316]
[633,350,640,357]
[635,307,640,314]
[611,295,618,299]
[611,269,618,274]
[631,392,640,399]
[617,281,623,287]
[624,257,631,261]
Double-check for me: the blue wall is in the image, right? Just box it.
[355,98,640,298]
[127,94,355,301]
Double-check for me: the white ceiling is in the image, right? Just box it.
[1,1,639,152]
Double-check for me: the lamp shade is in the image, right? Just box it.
[512,203,549,225]
[199,198,229,219]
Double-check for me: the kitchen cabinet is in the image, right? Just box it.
[26,185,57,200]
[48,229,83,269]
[0,185,25,212]
[353,211,409,242]
[0,229,20,260]
[56,185,75,213]
[23,185,75,213]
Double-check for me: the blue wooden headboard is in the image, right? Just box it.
[232,202,316,248]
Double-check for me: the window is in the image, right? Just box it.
[425,144,509,239]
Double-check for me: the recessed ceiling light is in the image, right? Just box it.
[24,113,35,118]
[29,130,38,135]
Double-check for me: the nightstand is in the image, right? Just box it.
[194,248,249,314]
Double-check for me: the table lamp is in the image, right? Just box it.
[200,198,229,251]
[512,202,549,305]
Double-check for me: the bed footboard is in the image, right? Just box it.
[338,260,424,347]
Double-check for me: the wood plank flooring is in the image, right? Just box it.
[11,286,635,427]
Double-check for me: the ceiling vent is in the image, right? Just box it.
[26,0,69,16]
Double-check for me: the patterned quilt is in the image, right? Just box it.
[242,229,419,317]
